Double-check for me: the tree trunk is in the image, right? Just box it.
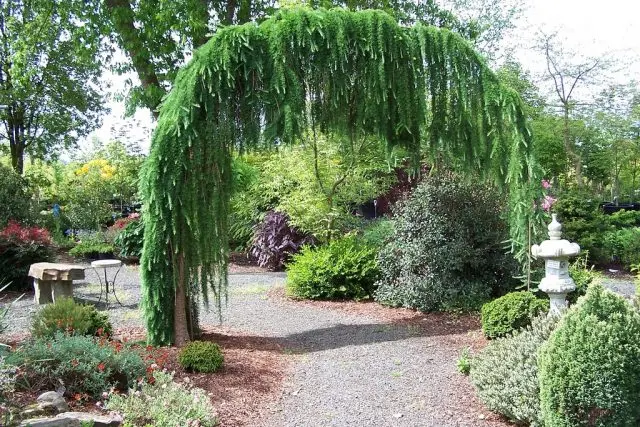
[173,253,191,346]
[563,104,583,187]
[8,115,25,174]
[103,0,165,117]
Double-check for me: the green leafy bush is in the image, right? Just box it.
[539,285,640,426]
[106,370,218,426]
[567,254,601,304]
[286,236,379,300]
[471,315,558,426]
[69,233,114,259]
[0,164,33,227]
[6,333,146,398]
[375,174,518,312]
[114,219,144,259]
[0,221,53,290]
[31,297,113,338]
[481,292,548,339]
[178,341,224,373]
[359,218,394,248]
[602,227,640,269]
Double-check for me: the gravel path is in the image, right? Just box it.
[3,264,504,426]
[8,266,636,426]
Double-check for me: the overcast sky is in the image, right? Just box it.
[87,0,640,154]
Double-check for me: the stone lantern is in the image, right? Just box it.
[531,214,581,314]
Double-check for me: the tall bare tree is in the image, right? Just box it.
[539,32,611,187]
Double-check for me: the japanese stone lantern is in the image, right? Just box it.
[531,214,581,314]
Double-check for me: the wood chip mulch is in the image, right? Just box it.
[114,325,290,427]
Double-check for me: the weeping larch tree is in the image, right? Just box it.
[141,7,539,346]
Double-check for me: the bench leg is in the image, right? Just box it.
[33,279,53,305]
[52,280,73,301]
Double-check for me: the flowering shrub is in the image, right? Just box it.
[0,221,53,289]
[6,333,146,398]
[106,370,218,427]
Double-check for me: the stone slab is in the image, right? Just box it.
[28,263,85,281]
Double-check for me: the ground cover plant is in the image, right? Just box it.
[106,370,218,426]
[375,174,519,312]
[6,333,146,399]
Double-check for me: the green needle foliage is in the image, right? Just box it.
[141,7,538,345]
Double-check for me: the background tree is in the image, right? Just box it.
[103,0,521,116]
[538,32,611,188]
[0,0,107,174]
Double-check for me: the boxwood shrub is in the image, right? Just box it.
[539,285,640,426]
[481,291,548,339]
[286,236,379,300]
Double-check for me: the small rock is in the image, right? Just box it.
[37,391,69,413]
[19,417,81,427]
[393,413,403,418]
[478,414,486,420]
[57,411,123,427]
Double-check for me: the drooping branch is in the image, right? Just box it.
[141,7,538,345]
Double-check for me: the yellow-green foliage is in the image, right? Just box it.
[141,7,537,345]
[178,341,224,373]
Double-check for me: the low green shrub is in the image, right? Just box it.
[31,297,113,338]
[178,341,224,373]
[6,333,146,398]
[481,292,548,339]
[567,253,601,304]
[471,314,558,426]
[106,370,218,426]
[539,285,640,426]
[359,218,394,248]
[456,348,471,375]
[286,236,379,300]
[114,219,144,259]
[69,237,114,259]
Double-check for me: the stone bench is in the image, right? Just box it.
[28,263,86,305]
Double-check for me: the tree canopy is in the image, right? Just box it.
[0,0,107,174]
[140,7,537,346]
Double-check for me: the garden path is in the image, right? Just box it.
[4,265,506,426]
[4,265,635,426]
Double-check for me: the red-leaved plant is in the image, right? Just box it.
[0,221,53,289]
